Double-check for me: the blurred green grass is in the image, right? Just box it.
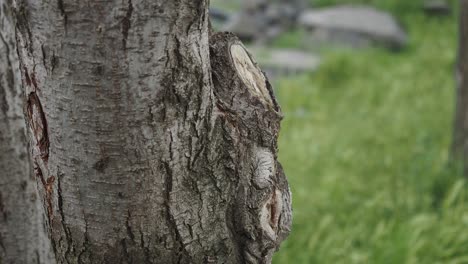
[211,0,468,263]
[274,2,468,264]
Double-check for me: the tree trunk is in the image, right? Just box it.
[12,0,291,263]
[0,1,55,263]
[453,0,468,174]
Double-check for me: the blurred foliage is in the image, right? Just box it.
[273,3,466,264]
[210,0,241,12]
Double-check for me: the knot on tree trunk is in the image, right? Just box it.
[210,32,292,264]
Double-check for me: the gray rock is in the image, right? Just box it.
[210,7,230,23]
[423,0,451,16]
[299,5,408,50]
[241,0,268,11]
[247,47,321,78]
[264,25,283,42]
[225,0,307,43]
[264,3,298,26]
[223,12,265,42]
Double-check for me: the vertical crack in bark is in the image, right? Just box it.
[24,66,32,87]
[33,162,54,222]
[77,218,90,263]
[0,192,6,221]
[0,232,5,252]
[30,72,38,90]
[121,0,133,50]
[125,210,135,242]
[57,170,73,261]
[138,229,151,263]
[0,31,15,96]
[33,161,46,189]
[26,92,49,163]
[120,238,132,264]
[50,52,58,73]
[14,3,34,54]
[0,82,9,114]
[40,44,47,71]
[45,175,56,222]
[57,0,68,31]
[162,160,189,262]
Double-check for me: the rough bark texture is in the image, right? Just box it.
[12,0,291,263]
[210,32,291,263]
[453,0,468,174]
[0,0,55,263]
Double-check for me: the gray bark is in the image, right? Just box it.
[0,0,55,263]
[12,0,291,263]
[453,0,468,174]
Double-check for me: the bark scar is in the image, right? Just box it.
[30,72,38,90]
[24,67,32,87]
[93,157,110,173]
[230,44,273,107]
[268,189,281,229]
[24,67,39,90]
[45,176,56,220]
[260,188,283,240]
[26,92,49,163]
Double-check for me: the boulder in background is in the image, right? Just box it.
[299,6,408,50]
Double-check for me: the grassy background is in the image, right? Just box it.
[212,0,467,263]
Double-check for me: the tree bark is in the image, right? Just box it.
[453,0,468,174]
[0,1,55,263]
[12,0,291,263]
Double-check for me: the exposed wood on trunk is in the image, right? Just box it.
[0,0,55,263]
[210,32,291,263]
[12,0,291,263]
